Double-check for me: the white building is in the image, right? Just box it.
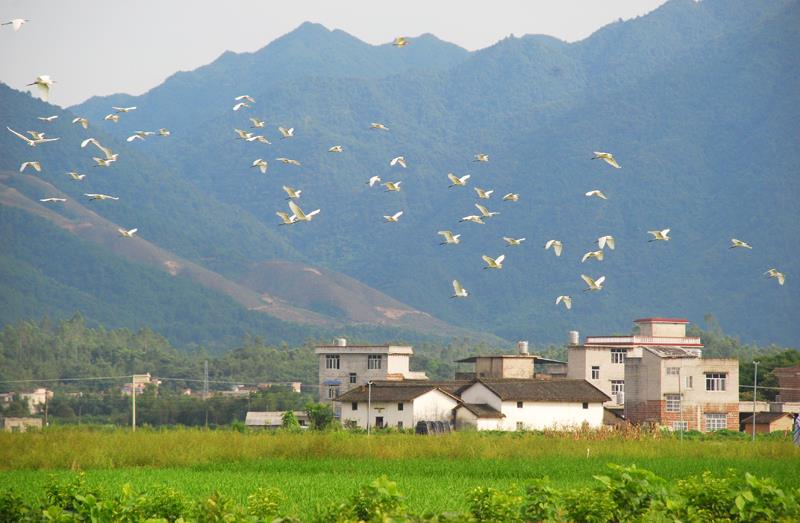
[315,338,428,411]
[245,411,309,429]
[335,381,459,430]
[454,379,609,431]
[19,388,53,414]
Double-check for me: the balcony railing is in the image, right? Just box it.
[584,336,702,346]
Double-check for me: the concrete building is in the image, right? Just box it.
[1,417,42,432]
[567,319,703,407]
[19,388,53,414]
[773,365,800,402]
[454,341,566,380]
[121,374,160,396]
[742,412,796,434]
[335,381,459,430]
[245,411,309,429]
[455,379,609,431]
[315,338,427,409]
[624,346,739,431]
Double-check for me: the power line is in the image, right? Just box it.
[0,375,133,384]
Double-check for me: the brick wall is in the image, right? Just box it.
[626,400,738,432]
[774,367,800,402]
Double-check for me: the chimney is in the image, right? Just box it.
[568,331,580,345]
[517,341,529,355]
[335,338,347,347]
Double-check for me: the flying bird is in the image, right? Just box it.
[282,186,301,200]
[84,193,119,201]
[39,197,66,203]
[390,156,407,168]
[392,36,409,47]
[19,161,41,172]
[92,156,118,167]
[2,18,29,31]
[328,145,343,153]
[384,211,404,223]
[67,171,86,181]
[252,159,268,173]
[383,181,402,192]
[288,201,320,222]
[72,117,89,129]
[232,102,249,111]
[597,235,615,250]
[276,157,301,166]
[103,114,120,122]
[157,128,170,136]
[585,189,608,200]
[448,173,470,187]
[451,279,469,298]
[581,274,606,291]
[370,123,389,131]
[118,228,138,238]
[475,203,499,218]
[503,237,525,246]
[545,240,563,257]
[37,115,58,123]
[276,212,297,226]
[126,131,155,142]
[502,193,519,202]
[556,296,572,310]
[648,229,671,242]
[7,127,59,146]
[482,254,505,270]
[367,176,381,187]
[764,268,785,286]
[112,106,137,113]
[474,153,489,162]
[235,95,255,103]
[246,134,271,144]
[249,117,265,128]
[438,231,461,245]
[592,151,621,169]
[27,75,54,101]
[581,250,605,263]
[278,127,294,138]
[474,188,493,199]
[81,138,115,159]
[730,238,752,249]
[460,215,485,225]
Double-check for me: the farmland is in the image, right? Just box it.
[1,428,799,520]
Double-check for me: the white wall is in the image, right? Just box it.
[339,389,457,429]
[499,401,604,430]
[459,382,503,410]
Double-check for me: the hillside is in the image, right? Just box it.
[2,0,798,346]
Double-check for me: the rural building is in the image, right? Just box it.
[335,381,459,430]
[245,411,309,429]
[567,318,704,407]
[1,417,43,432]
[315,338,428,410]
[741,412,797,434]
[454,379,609,431]
[19,388,53,414]
[624,346,739,431]
[454,341,567,380]
[773,365,800,402]
[121,374,160,396]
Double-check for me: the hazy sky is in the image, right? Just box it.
[0,0,668,107]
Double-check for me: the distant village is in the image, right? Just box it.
[3,317,799,434]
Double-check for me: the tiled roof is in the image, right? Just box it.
[742,412,795,424]
[644,346,700,359]
[457,403,504,418]
[334,383,460,403]
[468,379,611,403]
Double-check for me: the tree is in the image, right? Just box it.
[281,410,300,430]
[305,402,334,430]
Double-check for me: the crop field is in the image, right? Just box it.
[1,428,799,520]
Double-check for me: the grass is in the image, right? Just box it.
[1,428,799,519]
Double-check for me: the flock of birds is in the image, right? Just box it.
[3,20,788,311]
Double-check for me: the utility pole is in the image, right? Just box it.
[203,360,209,429]
[44,392,48,428]
[367,381,372,436]
[131,375,136,432]
[678,367,683,442]
[752,361,759,442]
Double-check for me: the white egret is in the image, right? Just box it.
[27,75,54,101]
[246,135,271,144]
[448,173,470,187]
[235,95,255,103]
[81,138,114,159]
[383,181,402,192]
[276,212,297,225]
[288,201,320,222]
[502,193,519,202]
[249,118,265,128]
[72,117,89,129]
[764,268,785,286]
[328,145,343,153]
[278,127,294,138]
[232,102,249,111]
[392,37,409,47]
[370,123,389,131]
[592,151,621,169]
[438,231,461,245]
[460,215,485,225]
[581,250,605,263]
[452,280,469,298]
[367,176,381,187]
[730,238,752,249]
[7,127,59,146]
[503,237,525,246]
[37,115,58,123]
[482,254,505,269]
[581,274,606,291]
[390,156,407,168]
[585,189,608,200]
[20,161,41,172]
[475,203,499,218]
[84,193,119,201]
[67,171,86,181]
[545,240,563,257]
[252,159,268,173]
[474,187,493,199]
[2,19,29,31]
[92,156,118,167]
[118,228,138,238]
[39,197,66,203]
[597,235,616,250]
[282,186,301,200]
[126,131,155,142]
[157,128,170,137]
[384,211,404,223]
[556,295,572,310]
[112,106,137,113]
[648,229,671,242]
[103,114,120,122]
[276,157,301,166]
[474,153,489,162]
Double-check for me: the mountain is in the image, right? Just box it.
[3,0,798,348]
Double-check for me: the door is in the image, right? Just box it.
[375,416,384,428]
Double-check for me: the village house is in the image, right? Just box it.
[19,388,53,414]
[121,374,160,396]
[315,338,428,413]
[741,412,797,434]
[1,417,42,432]
[454,379,609,431]
[335,381,460,430]
[245,411,309,429]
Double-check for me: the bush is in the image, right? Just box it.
[465,486,522,523]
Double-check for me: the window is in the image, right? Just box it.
[349,373,357,384]
[611,349,626,364]
[684,375,693,389]
[672,421,688,431]
[666,367,680,375]
[611,380,625,395]
[705,413,727,431]
[517,401,523,408]
[516,421,524,431]
[397,402,404,411]
[351,402,358,411]
[705,373,727,391]
[397,421,403,430]
[582,402,589,409]
[591,366,600,380]
[368,354,382,370]
[325,354,340,370]
[665,394,681,412]
[327,386,340,399]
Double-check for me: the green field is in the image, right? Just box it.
[1,428,799,520]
